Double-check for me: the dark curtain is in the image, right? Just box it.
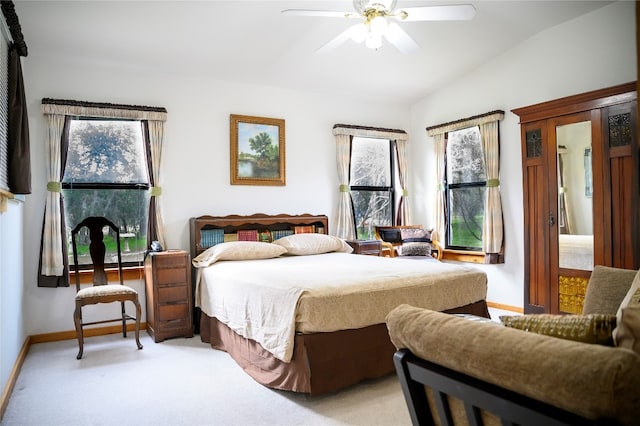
[7,43,30,194]
[37,118,70,288]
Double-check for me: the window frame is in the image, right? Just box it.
[348,136,397,238]
[444,126,487,252]
[61,116,151,271]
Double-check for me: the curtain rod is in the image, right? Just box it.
[0,1,27,57]
[333,123,407,135]
[42,98,167,113]
[425,110,504,132]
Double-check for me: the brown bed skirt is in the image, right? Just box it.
[199,299,490,396]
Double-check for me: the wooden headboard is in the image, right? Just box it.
[188,213,329,259]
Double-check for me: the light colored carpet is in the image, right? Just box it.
[2,308,512,426]
[1,333,411,426]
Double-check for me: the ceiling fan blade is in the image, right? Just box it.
[396,4,476,21]
[384,23,419,54]
[316,24,365,53]
[281,9,358,19]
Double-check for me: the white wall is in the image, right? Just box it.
[408,1,636,307]
[1,199,26,398]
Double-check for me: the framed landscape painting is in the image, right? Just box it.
[230,114,286,186]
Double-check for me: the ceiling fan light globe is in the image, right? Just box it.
[370,15,388,35]
[351,24,368,43]
[365,33,383,49]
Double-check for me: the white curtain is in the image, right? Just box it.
[41,113,66,276]
[432,133,446,247]
[147,120,167,249]
[334,133,355,240]
[479,120,503,254]
[395,138,411,225]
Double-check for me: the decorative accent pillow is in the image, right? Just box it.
[500,314,617,346]
[400,227,432,243]
[613,270,640,353]
[272,233,353,255]
[377,228,402,243]
[192,241,287,268]
[399,242,432,257]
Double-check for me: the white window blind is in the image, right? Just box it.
[0,25,9,192]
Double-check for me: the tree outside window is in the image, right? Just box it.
[349,137,395,239]
[62,119,150,267]
[445,126,486,250]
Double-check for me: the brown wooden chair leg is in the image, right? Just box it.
[74,302,84,360]
[121,301,127,338]
[134,299,143,350]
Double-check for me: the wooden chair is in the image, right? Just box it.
[71,216,143,359]
[374,225,443,260]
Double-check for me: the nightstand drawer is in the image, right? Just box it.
[158,302,189,322]
[154,252,188,268]
[158,285,188,304]
[155,267,188,285]
[159,317,190,332]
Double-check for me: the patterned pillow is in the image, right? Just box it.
[500,314,617,346]
[613,270,640,353]
[399,242,432,257]
[400,227,432,243]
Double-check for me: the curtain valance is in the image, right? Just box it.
[333,124,408,142]
[41,98,167,121]
[426,110,504,136]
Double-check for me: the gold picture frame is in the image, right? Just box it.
[230,114,286,186]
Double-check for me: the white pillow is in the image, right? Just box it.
[273,233,353,255]
[192,241,287,268]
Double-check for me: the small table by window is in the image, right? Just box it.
[346,240,382,256]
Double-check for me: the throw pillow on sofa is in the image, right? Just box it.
[500,314,617,346]
[613,270,640,353]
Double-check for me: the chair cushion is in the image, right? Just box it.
[613,270,640,353]
[500,313,616,346]
[581,265,637,315]
[76,284,138,299]
[377,228,402,243]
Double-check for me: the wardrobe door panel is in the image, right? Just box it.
[521,122,549,313]
[603,101,638,268]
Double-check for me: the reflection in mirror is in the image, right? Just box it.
[556,121,593,270]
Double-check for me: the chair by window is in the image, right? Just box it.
[71,216,143,359]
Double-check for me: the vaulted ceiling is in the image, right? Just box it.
[15,1,614,105]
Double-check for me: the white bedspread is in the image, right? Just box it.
[196,252,487,362]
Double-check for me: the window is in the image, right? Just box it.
[349,136,396,239]
[445,126,486,251]
[62,118,150,267]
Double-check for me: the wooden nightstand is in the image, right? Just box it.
[144,250,194,342]
[346,239,382,256]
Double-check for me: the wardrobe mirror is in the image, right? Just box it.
[556,121,593,271]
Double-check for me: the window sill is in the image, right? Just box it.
[70,266,144,284]
[441,249,503,264]
[0,188,14,213]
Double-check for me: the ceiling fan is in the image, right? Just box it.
[282,1,476,53]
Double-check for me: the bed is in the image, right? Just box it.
[189,213,489,395]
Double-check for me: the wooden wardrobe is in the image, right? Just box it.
[512,82,639,314]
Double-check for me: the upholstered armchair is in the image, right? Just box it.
[387,265,640,425]
[374,225,442,260]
